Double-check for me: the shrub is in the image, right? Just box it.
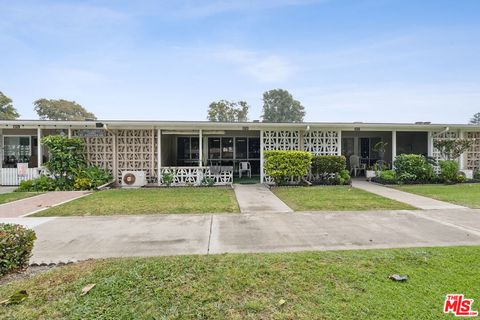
[17,136,112,192]
[393,154,435,182]
[74,166,112,188]
[162,171,175,187]
[457,174,466,183]
[336,169,351,185]
[0,224,36,277]
[264,150,313,185]
[474,170,480,180]
[397,172,417,183]
[379,170,397,184]
[201,176,215,187]
[42,135,86,183]
[439,160,460,183]
[17,175,57,192]
[311,155,346,177]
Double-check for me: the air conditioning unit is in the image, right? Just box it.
[121,171,147,188]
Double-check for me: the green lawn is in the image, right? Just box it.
[272,186,415,211]
[33,188,239,216]
[395,183,480,208]
[1,247,479,319]
[0,192,41,205]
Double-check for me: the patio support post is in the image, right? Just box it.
[199,129,203,167]
[151,128,155,181]
[391,130,397,165]
[427,131,433,157]
[260,129,264,183]
[67,127,72,138]
[37,127,42,168]
[0,129,3,171]
[112,130,118,184]
[337,130,342,156]
[157,129,162,186]
[459,130,464,169]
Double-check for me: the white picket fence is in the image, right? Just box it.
[1,168,40,186]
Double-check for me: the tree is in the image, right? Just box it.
[34,98,96,120]
[0,91,20,120]
[261,89,305,123]
[471,112,480,124]
[433,139,474,160]
[207,100,249,122]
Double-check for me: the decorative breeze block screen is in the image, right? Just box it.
[73,130,114,171]
[432,131,459,163]
[303,130,339,155]
[263,130,300,150]
[465,132,480,171]
[117,129,157,183]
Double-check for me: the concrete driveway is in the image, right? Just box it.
[2,208,479,264]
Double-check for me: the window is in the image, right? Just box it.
[235,138,248,159]
[177,137,199,164]
[3,136,31,167]
[208,138,221,159]
[248,138,260,159]
[221,137,234,159]
[360,138,370,158]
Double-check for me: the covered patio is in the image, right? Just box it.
[341,130,429,175]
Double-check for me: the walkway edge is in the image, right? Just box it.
[21,192,92,217]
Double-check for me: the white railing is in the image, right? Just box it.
[160,166,233,186]
[1,168,40,186]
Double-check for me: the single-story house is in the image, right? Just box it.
[1,119,479,186]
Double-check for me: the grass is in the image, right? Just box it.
[233,175,261,184]
[395,183,480,208]
[272,186,415,211]
[0,192,42,205]
[32,188,239,216]
[1,247,479,319]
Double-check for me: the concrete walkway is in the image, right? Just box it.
[0,191,91,218]
[351,179,466,210]
[233,184,293,213]
[1,208,479,264]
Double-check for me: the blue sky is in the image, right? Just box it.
[1,0,479,123]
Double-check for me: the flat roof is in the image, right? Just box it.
[0,119,479,131]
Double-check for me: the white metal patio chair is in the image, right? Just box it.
[349,155,366,177]
[239,161,251,178]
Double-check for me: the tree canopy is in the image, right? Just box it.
[261,89,305,123]
[34,99,96,121]
[471,112,480,125]
[0,91,20,120]
[207,100,249,122]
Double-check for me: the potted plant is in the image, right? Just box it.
[365,166,376,180]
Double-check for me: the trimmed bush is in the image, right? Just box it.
[378,170,397,184]
[264,150,313,185]
[0,224,36,277]
[311,155,346,177]
[439,160,460,183]
[393,154,435,182]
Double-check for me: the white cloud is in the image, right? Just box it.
[214,49,294,82]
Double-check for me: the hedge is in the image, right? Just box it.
[311,155,346,176]
[0,224,36,277]
[264,150,313,185]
